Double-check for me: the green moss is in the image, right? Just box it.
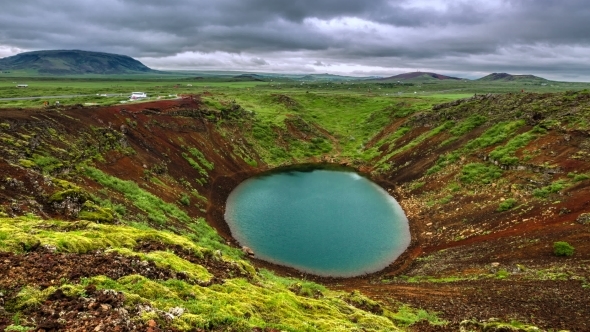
[18,159,36,168]
[53,179,80,190]
[179,193,190,206]
[5,324,34,331]
[78,201,115,223]
[426,151,461,175]
[11,286,57,310]
[110,248,213,282]
[48,188,89,203]
[31,154,63,173]
[0,216,212,256]
[85,275,400,331]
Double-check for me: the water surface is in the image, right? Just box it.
[224,169,410,277]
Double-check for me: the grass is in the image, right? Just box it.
[389,121,454,157]
[187,147,214,170]
[182,153,208,177]
[426,120,531,175]
[497,198,518,212]
[83,166,192,225]
[387,305,447,327]
[568,172,590,182]
[460,163,503,184]
[532,180,568,198]
[488,130,537,165]
[463,120,525,151]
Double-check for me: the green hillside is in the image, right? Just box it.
[0,50,154,75]
[376,72,463,82]
[477,72,549,83]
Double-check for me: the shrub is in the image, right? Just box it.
[460,163,502,184]
[533,180,567,198]
[553,241,575,257]
[573,174,589,182]
[495,269,509,279]
[497,198,517,212]
[179,193,190,206]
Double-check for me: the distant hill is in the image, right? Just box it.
[232,74,266,81]
[377,72,463,82]
[0,50,153,75]
[296,74,357,81]
[477,73,549,82]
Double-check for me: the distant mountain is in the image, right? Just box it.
[0,50,153,75]
[378,72,463,82]
[232,74,266,81]
[477,73,548,82]
[296,74,356,81]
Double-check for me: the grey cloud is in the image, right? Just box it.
[250,57,269,65]
[1,0,590,80]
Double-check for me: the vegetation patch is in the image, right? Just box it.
[460,163,503,184]
[464,120,525,151]
[532,180,567,198]
[83,166,192,224]
[78,201,115,223]
[553,241,575,257]
[488,131,537,165]
[497,198,518,212]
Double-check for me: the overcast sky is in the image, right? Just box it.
[1,0,590,80]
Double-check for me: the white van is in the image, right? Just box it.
[130,92,147,100]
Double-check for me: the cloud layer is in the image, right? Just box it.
[1,0,590,80]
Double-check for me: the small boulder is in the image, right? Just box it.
[242,246,255,256]
[577,213,590,225]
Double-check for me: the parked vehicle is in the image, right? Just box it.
[130,92,147,100]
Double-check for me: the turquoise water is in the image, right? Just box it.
[224,170,411,277]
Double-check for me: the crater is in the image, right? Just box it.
[223,167,411,277]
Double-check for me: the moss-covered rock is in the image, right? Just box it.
[78,201,115,223]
